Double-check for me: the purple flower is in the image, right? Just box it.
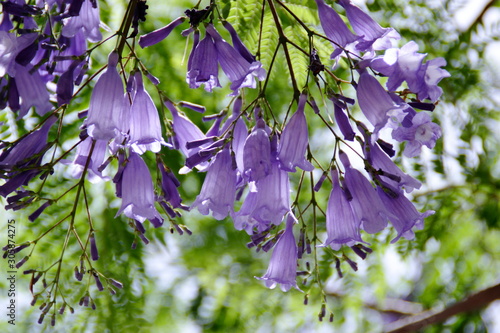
[370,41,427,92]
[334,104,356,141]
[220,98,248,175]
[63,137,110,183]
[54,32,87,75]
[256,213,301,292]
[356,72,403,133]
[86,52,124,141]
[314,0,360,59]
[13,64,52,118]
[157,161,183,209]
[139,17,185,48]
[0,32,37,77]
[62,0,102,43]
[186,30,221,92]
[57,59,83,106]
[233,162,290,234]
[365,140,421,193]
[206,24,266,95]
[128,72,167,154]
[414,57,450,102]
[340,152,390,234]
[392,111,442,157]
[338,0,400,53]
[243,120,272,182]
[278,93,314,172]
[191,148,236,220]
[377,186,434,243]
[222,21,256,63]
[320,169,366,250]
[116,153,163,227]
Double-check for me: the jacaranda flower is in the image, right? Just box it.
[320,169,366,250]
[243,120,272,182]
[256,212,302,292]
[340,152,390,234]
[116,153,163,227]
[191,148,237,220]
[314,0,360,59]
[206,24,266,95]
[278,93,314,172]
[13,64,53,118]
[139,17,185,48]
[63,137,110,183]
[186,30,221,92]
[377,185,434,243]
[62,0,102,43]
[128,71,167,154]
[86,52,124,141]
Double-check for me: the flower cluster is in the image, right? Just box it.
[0,0,450,323]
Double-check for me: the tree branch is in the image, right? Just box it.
[385,283,500,332]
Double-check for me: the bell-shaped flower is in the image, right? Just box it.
[370,41,427,92]
[278,93,314,172]
[128,71,167,154]
[86,52,124,141]
[413,57,450,102]
[206,24,265,95]
[340,152,390,234]
[0,31,37,77]
[0,116,57,197]
[157,161,183,209]
[320,169,366,250]
[356,72,403,133]
[62,0,102,43]
[54,32,87,75]
[191,148,237,220]
[392,111,441,158]
[186,30,221,92]
[314,0,360,59]
[334,104,356,141]
[377,185,434,243]
[338,0,400,53]
[222,21,256,63]
[139,17,185,48]
[365,140,421,193]
[256,213,302,292]
[243,120,272,182]
[233,162,290,234]
[116,153,163,227]
[14,64,52,118]
[63,137,110,183]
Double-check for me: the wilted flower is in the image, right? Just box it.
[86,52,124,141]
[191,148,237,220]
[116,153,163,227]
[256,212,301,292]
[128,71,168,154]
[278,93,314,172]
[320,169,366,250]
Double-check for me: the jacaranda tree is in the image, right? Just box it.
[1,0,499,332]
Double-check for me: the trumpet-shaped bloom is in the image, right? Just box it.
[139,17,185,48]
[128,72,167,154]
[314,0,360,59]
[278,93,314,172]
[186,31,221,92]
[334,104,356,141]
[0,31,37,77]
[63,137,110,183]
[377,186,434,243]
[14,64,52,118]
[191,148,236,220]
[392,111,442,158]
[86,52,124,141]
[233,162,290,234]
[62,0,102,43]
[338,0,400,53]
[243,121,272,182]
[206,24,265,95]
[256,213,301,292]
[415,57,450,102]
[116,153,163,227]
[320,169,366,250]
[340,152,390,234]
[357,72,402,133]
